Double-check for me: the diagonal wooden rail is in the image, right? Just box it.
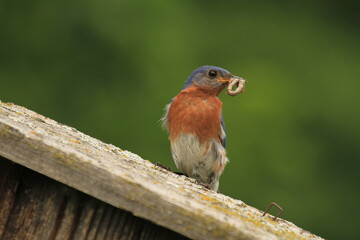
[0,101,323,240]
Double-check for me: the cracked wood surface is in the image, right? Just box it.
[0,101,324,240]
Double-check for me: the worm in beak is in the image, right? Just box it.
[227,76,246,96]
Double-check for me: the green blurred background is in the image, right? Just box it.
[1,0,359,239]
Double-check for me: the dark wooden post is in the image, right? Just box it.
[0,156,188,240]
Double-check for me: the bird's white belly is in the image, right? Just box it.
[170,133,228,190]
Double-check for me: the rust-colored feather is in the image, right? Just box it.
[167,86,223,144]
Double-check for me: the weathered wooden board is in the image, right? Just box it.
[0,157,189,240]
[0,101,324,240]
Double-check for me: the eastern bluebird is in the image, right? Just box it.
[162,66,245,191]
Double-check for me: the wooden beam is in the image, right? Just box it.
[0,101,323,240]
[0,157,189,239]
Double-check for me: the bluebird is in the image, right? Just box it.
[162,66,245,191]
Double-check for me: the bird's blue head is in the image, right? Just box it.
[182,66,240,91]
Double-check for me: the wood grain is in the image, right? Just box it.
[0,101,324,240]
[0,157,189,240]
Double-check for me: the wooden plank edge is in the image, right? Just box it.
[0,101,324,240]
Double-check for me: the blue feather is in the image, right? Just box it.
[220,114,226,148]
[182,66,230,90]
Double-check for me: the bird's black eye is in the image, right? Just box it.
[208,70,217,78]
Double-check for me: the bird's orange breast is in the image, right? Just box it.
[167,86,223,144]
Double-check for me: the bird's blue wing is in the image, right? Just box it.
[220,114,226,148]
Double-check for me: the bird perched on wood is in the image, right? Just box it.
[161,66,246,191]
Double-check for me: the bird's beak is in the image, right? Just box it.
[217,78,231,83]
[217,75,245,83]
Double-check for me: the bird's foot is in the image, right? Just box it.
[154,163,187,176]
[155,162,172,171]
[174,171,187,176]
[196,181,221,192]
[197,181,212,190]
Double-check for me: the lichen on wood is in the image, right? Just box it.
[0,101,324,240]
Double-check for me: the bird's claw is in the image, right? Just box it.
[227,77,246,96]
[154,163,187,176]
[155,162,172,171]
[197,181,212,190]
